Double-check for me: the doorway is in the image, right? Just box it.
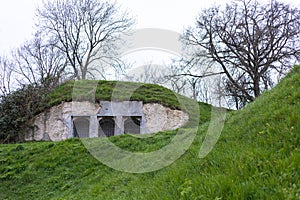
[73,117,90,138]
[124,116,141,134]
[98,117,115,137]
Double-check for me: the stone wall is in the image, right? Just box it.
[142,103,189,133]
[25,101,100,141]
[25,101,189,141]
[25,103,71,141]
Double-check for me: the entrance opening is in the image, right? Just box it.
[124,116,141,134]
[73,117,90,138]
[99,117,115,137]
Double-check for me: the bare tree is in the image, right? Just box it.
[10,32,67,88]
[169,76,188,95]
[123,63,168,84]
[0,56,13,96]
[36,0,134,80]
[198,79,213,104]
[182,0,300,107]
[165,57,223,102]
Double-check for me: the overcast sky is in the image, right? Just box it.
[0,0,298,54]
[0,0,213,54]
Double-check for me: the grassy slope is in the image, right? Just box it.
[47,80,185,110]
[0,67,300,199]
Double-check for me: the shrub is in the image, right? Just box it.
[0,84,51,143]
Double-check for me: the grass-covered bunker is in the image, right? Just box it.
[25,80,190,141]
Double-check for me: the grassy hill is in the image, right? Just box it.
[46,80,209,127]
[0,67,299,199]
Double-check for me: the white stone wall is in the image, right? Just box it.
[142,103,189,133]
[46,103,70,141]
[25,101,189,141]
[25,101,100,141]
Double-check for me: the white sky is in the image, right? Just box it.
[0,0,237,54]
[0,0,298,54]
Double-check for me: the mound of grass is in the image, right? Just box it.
[0,66,299,199]
[47,80,184,110]
[47,79,206,127]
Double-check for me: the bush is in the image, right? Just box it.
[0,84,51,143]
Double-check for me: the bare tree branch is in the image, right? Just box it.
[0,56,13,96]
[182,0,300,107]
[36,0,134,80]
[168,72,225,79]
[10,32,68,88]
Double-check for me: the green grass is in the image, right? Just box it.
[0,66,300,199]
[47,80,185,110]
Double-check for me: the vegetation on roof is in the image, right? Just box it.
[47,80,183,109]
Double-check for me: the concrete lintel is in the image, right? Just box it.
[98,101,143,116]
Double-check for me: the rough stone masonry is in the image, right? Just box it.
[25,101,189,141]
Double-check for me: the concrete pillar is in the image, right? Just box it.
[89,115,98,138]
[140,116,147,134]
[115,116,123,136]
[67,115,73,138]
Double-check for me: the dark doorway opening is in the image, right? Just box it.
[99,117,115,137]
[73,117,90,138]
[124,116,141,134]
